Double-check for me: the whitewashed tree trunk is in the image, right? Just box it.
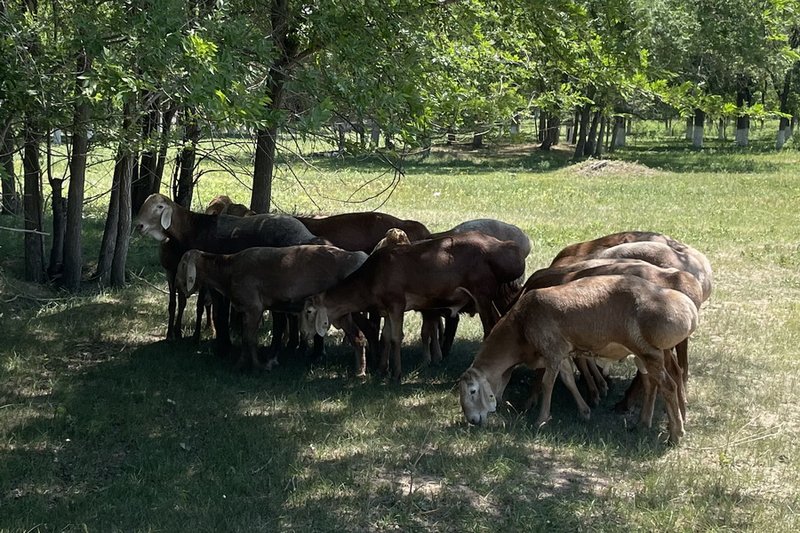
[776,118,790,150]
[613,117,626,147]
[735,115,750,147]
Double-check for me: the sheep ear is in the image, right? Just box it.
[185,253,197,294]
[160,203,173,230]
[314,306,330,337]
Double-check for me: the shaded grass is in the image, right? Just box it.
[2,133,800,531]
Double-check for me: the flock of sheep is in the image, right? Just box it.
[134,193,712,445]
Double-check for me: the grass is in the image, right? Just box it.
[1,123,800,531]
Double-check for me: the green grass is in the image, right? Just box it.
[1,127,800,531]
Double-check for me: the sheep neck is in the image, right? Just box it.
[166,205,214,249]
[322,274,376,321]
[471,316,527,397]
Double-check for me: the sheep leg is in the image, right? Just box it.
[523,369,544,411]
[174,291,187,340]
[420,312,443,366]
[676,338,689,386]
[333,314,367,377]
[211,292,232,358]
[586,358,609,397]
[268,311,287,355]
[429,317,443,365]
[666,348,687,423]
[650,351,684,444]
[310,334,326,361]
[286,313,300,353]
[535,362,560,429]
[239,309,265,371]
[476,295,498,338]
[351,312,377,373]
[574,356,601,407]
[442,315,459,358]
[387,309,405,383]
[192,286,207,343]
[615,372,645,413]
[166,276,178,340]
[558,359,592,420]
[378,318,391,376]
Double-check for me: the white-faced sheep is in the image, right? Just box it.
[459,274,698,445]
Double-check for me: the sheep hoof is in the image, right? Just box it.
[264,358,279,371]
[580,407,591,421]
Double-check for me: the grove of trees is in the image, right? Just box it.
[1,0,799,289]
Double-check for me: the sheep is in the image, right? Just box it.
[294,212,431,366]
[176,245,368,370]
[301,231,525,381]
[549,230,690,267]
[459,274,698,445]
[548,234,713,388]
[370,228,445,368]
[520,258,703,414]
[296,211,430,252]
[134,193,320,353]
[427,218,532,357]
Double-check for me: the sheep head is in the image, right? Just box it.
[134,193,175,242]
[176,250,201,296]
[300,295,330,338]
[458,367,497,425]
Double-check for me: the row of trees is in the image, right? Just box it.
[1,0,799,289]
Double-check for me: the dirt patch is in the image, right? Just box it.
[572,159,660,177]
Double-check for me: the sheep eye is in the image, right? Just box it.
[469,388,477,395]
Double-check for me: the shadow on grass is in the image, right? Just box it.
[613,138,790,174]
[292,143,576,176]
[0,292,732,531]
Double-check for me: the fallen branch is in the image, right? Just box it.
[0,225,51,236]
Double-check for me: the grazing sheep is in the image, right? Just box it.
[459,275,698,445]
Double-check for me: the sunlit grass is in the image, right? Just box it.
[1,126,799,531]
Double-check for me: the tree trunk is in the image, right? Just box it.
[472,132,483,149]
[22,122,45,283]
[96,156,121,282]
[252,124,278,214]
[1,125,19,215]
[776,69,793,151]
[585,110,600,157]
[717,118,725,140]
[47,180,66,279]
[540,113,560,150]
[154,103,177,194]
[538,112,546,143]
[251,0,297,214]
[174,107,199,208]
[510,115,520,135]
[132,93,159,214]
[692,108,704,149]
[735,88,750,147]
[609,116,625,152]
[593,114,606,158]
[111,145,133,287]
[370,122,380,147]
[573,104,590,160]
[63,51,93,291]
[685,116,693,140]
